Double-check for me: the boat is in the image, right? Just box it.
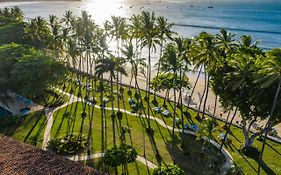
[207,6,214,8]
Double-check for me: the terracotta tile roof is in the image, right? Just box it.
[0,135,106,175]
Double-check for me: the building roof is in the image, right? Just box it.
[0,135,106,175]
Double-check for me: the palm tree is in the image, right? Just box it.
[129,14,142,53]
[207,29,237,117]
[97,29,109,156]
[216,28,237,56]
[239,35,262,56]
[224,53,257,148]
[49,15,63,60]
[108,16,128,118]
[174,37,192,137]
[193,32,219,119]
[155,16,175,78]
[95,55,127,146]
[140,11,160,130]
[24,16,51,49]
[159,43,182,163]
[10,6,23,21]
[62,10,74,28]
[256,49,281,174]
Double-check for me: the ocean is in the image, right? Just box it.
[1,0,281,50]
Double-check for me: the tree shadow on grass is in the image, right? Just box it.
[230,143,276,174]
[225,129,242,143]
[31,113,48,146]
[53,102,72,138]
[121,97,141,175]
[256,138,281,157]
[165,134,224,175]
[53,83,78,138]
[23,111,45,143]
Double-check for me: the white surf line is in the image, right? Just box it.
[67,153,158,169]
[53,88,234,173]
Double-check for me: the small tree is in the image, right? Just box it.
[103,144,137,175]
[153,163,184,175]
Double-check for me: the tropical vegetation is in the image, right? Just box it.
[0,6,281,175]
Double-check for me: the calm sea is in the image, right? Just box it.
[1,0,281,50]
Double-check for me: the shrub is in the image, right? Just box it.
[153,163,184,175]
[103,144,137,168]
[0,22,25,45]
[47,135,87,155]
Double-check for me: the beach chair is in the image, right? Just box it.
[191,124,199,132]
[162,110,171,117]
[153,107,162,113]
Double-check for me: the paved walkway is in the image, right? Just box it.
[67,153,158,169]
[42,95,82,149]
[42,88,234,174]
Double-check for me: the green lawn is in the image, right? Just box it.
[1,71,280,174]
[80,158,153,175]
[51,101,225,175]
[56,72,281,175]
[0,111,46,147]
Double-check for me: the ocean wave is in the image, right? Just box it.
[174,23,281,35]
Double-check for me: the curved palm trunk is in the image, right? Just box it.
[212,95,218,118]
[99,50,106,156]
[110,76,116,146]
[197,66,207,117]
[187,65,203,111]
[172,71,177,164]
[154,39,164,98]
[219,108,237,150]
[116,73,120,111]
[178,68,185,143]
[135,73,149,157]
[100,73,106,152]
[147,46,152,129]
[202,74,210,119]
[257,78,281,175]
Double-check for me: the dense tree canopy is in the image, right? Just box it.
[151,73,189,92]
[1,6,281,173]
[0,43,66,99]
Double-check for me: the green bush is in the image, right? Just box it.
[153,163,184,175]
[47,135,87,155]
[0,22,25,45]
[103,144,137,168]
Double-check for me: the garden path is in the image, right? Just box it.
[67,153,158,169]
[42,88,233,174]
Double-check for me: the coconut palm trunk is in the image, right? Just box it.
[110,75,116,146]
[187,65,203,111]
[202,74,210,119]
[172,71,177,164]
[219,108,238,150]
[197,66,207,118]
[146,46,152,130]
[257,78,281,175]
[212,95,218,118]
